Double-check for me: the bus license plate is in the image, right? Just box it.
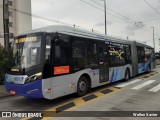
[10,90,16,95]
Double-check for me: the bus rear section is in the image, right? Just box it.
[131,42,155,77]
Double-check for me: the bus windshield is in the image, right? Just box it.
[13,35,42,69]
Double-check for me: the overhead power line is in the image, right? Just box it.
[90,0,160,26]
[143,0,160,16]
[80,0,132,23]
[90,0,135,23]
[82,0,160,35]
[0,4,93,32]
[90,0,146,27]
[0,5,68,26]
[143,17,160,22]
[90,0,160,36]
[82,0,160,39]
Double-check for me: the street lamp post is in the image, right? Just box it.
[159,38,160,52]
[3,0,9,50]
[104,0,107,35]
[151,27,155,50]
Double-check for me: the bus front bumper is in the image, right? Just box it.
[5,80,44,98]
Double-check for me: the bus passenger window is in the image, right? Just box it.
[145,47,153,61]
[54,46,70,66]
[98,46,104,63]
[124,45,131,64]
[54,46,61,65]
[109,43,125,67]
[137,46,145,63]
[72,39,87,70]
[88,42,98,68]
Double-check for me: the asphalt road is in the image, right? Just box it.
[0,66,160,120]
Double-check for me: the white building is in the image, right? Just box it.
[0,0,32,46]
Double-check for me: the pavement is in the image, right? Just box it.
[51,68,160,120]
[0,85,10,98]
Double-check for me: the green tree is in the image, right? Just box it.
[0,44,14,85]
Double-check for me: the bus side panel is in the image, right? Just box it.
[144,61,152,71]
[138,52,154,74]
[138,63,150,74]
[138,63,145,74]
[51,74,77,99]
[109,64,132,83]
[50,68,98,99]
[42,78,52,99]
[50,68,115,99]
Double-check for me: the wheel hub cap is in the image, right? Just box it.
[79,81,86,91]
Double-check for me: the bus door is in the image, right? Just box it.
[98,44,109,83]
[137,46,145,73]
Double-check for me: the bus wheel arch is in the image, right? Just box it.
[76,74,91,96]
[124,68,130,81]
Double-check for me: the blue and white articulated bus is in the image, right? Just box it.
[5,25,155,99]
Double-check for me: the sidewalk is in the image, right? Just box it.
[0,85,10,98]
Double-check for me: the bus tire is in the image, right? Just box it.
[124,68,130,81]
[77,76,89,96]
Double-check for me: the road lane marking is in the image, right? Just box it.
[137,71,159,79]
[146,72,160,79]
[40,86,121,120]
[148,84,160,92]
[142,72,159,79]
[115,79,141,88]
[56,102,76,113]
[100,89,113,94]
[131,80,155,90]
[82,94,97,102]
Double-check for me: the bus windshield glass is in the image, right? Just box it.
[13,35,42,69]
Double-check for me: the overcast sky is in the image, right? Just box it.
[32,0,160,52]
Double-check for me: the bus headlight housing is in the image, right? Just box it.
[25,73,42,84]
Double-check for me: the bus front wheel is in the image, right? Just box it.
[77,76,89,96]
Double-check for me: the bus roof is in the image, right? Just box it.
[18,25,152,48]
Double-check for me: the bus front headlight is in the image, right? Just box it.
[25,72,42,84]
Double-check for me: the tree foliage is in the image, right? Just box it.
[0,44,13,84]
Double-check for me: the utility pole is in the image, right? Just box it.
[159,38,160,53]
[104,0,107,35]
[151,27,155,51]
[3,0,9,50]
